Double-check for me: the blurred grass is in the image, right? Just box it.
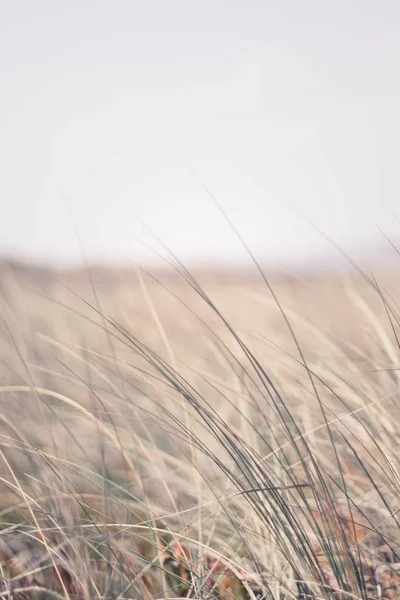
[0,261,400,598]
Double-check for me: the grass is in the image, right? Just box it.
[0,260,400,598]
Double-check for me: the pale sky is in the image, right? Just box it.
[2,1,400,267]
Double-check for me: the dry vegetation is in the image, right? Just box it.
[1,260,400,599]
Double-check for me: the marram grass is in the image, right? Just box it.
[0,263,400,598]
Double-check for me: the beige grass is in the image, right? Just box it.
[0,262,400,598]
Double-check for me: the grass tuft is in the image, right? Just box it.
[0,262,400,598]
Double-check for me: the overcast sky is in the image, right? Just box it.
[2,1,400,267]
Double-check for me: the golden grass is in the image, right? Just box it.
[0,262,400,598]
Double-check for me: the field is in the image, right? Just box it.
[1,260,400,599]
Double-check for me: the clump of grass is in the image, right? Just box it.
[1,259,400,599]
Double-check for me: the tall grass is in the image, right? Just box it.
[0,261,400,598]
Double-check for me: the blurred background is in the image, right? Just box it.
[2,0,400,270]
[2,7,400,598]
